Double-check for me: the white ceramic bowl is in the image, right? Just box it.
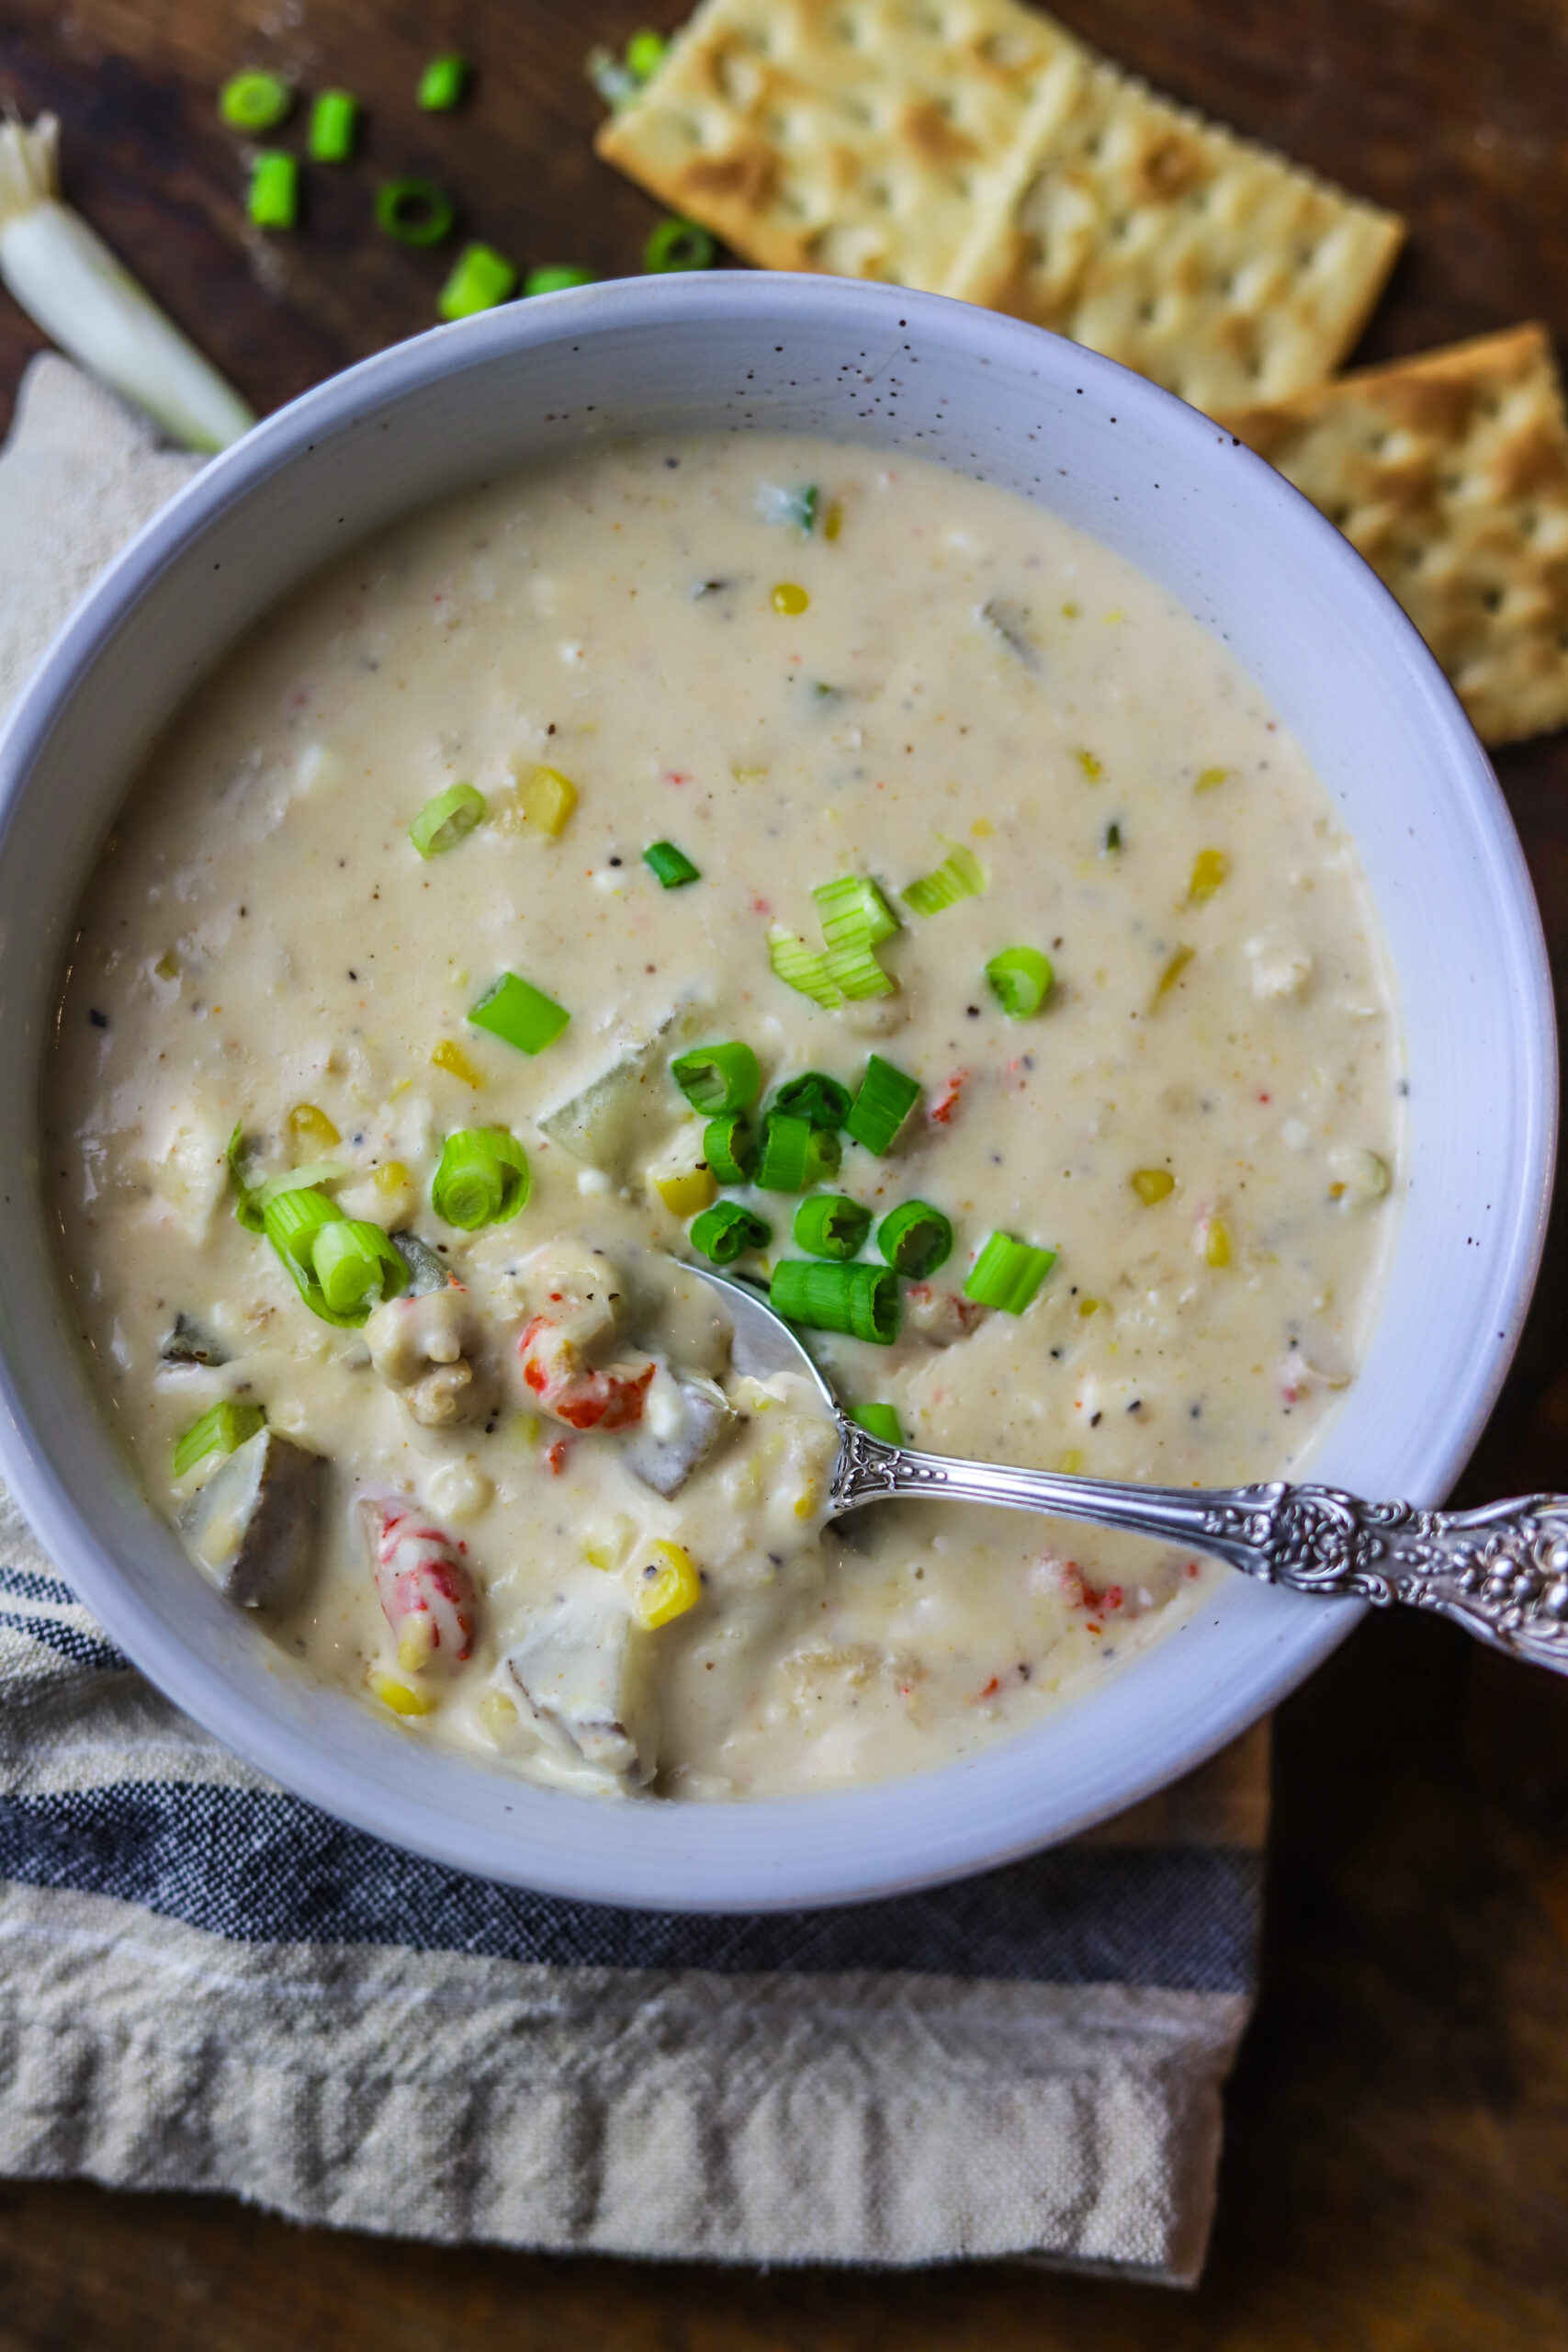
[0,276,1553,1910]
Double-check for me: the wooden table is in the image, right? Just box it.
[1,1,1566,2342]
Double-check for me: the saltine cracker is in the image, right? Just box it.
[1222,325,1568,746]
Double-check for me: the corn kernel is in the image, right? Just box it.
[1132,1167,1175,1205]
[154,951,179,980]
[1155,944,1195,1000]
[1076,748,1103,781]
[822,498,843,542]
[432,1038,483,1087]
[375,1159,412,1196]
[654,1165,718,1218]
[635,1539,702,1629]
[1077,1297,1100,1317]
[772,582,809,615]
[1189,848,1228,902]
[368,1668,435,1717]
[397,1618,436,1672]
[1195,765,1230,793]
[971,816,994,838]
[1204,1217,1232,1268]
[793,1483,818,1520]
[479,1690,518,1741]
[510,763,578,837]
[583,1512,634,1571]
[1056,1448,1085,1475]
[1061,601,1080,618]
[288,1102,341,1154]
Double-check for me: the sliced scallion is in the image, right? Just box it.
[438,243,517,321]
[756,481,819,533]
[671,1042,760,1116]
[410,781,486,857]
[644,839,701,888]
[626,28,669,79]
[689,1200,771,1265]
[220,72,293,130]
[704,1113,755,1184]
[468,971,570,1056]
[311,1219,409,1319]
[173,1400,265,1480]
[767,922,843,1010]
[876,1200,953,1279]
[772,1071,851,1130]
[645,216,715,273]
[793,1193,871,1261]
[432,1126,531,1229]
[227,1124,265,1233]
[261,1187,355,1325]
[850,1402,903,1446]
[758,1113,841,1193]
[902,838,987,918]
[254,1159,346,1210]
[417,53,469,110]
[309,90,358,162]
[248,152,298,232]
[824,936,896,1000]
[813,872,898,949]
[985,945,1054,1019]
[525,264,597,296]
[377,175,456,248]
[964,1231,1056,1316]
[771,1260,900,1345]
[844,1055,921,1155]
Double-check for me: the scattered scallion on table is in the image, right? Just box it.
[671,1042,760,1116]
[876,1200,953,1279]
[845,1055,921,1154]
[964,1231,1056,1316]
[248,152,299,232]
[309,91,359,163]
[417,54,469,111]
[758,1113,841,1193]
[850,1402,903,1446]
[410,782,486,857]
[644,217,716,273]
[771,1260,900,1344]
[438,243,516,320]
[432,1127,531,1228]
[689,1200,771,1265]
[793,1193,872,1261]
[525,264,597,296]
[468,971,570,1056]
[0,115,254,452]
[173,1400,265,1479]
[219,72,293,130]
[376,175,456,247]
[644,840,701,888]
[985,944,1054,1018]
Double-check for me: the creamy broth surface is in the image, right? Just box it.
[48,433,1402,1801]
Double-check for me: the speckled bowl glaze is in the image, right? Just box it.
[0,275,1553,1909]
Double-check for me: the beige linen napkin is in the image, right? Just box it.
[0,353,1267,2284]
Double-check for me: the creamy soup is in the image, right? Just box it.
[46,433,1401,1801]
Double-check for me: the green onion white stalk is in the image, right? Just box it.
[0,113,254,452]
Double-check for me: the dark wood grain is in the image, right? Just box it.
[1,1,1567,2343]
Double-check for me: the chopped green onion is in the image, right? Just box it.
[644,840,701,888]
[227,1123,265,1233]
[772,1072,851,1130]
[311,1219,410,1318]
[261,1187,356,1326]
[525,264,597,296]
[813,873,899,948]
[876,1200,953,1279]
[644,216,716,274]
[845,1055,921,1154]
[824,936,896,1000]
[248,152,298,232]
[438,243,517,321]
[254,1159,346,1210]
[964,1231,1056,1316]
[757,482,819,533]
[417,53,468,110]
[1104,821,1122,853]
[0,116,255,456]
[704,1113,755,1184]
[468,971,570,1056]
[767,923,843,1009]
[793,1193,872,1261]
[431,1126,531,1229]
[309,90,358,161]
[985,944,1054,1019]
[671,1042,760,1116]
[410,781,487,857]
[689,1201,771,1265]
[173,1400,265,1480]
[376,176,455,248]
[220,72,292,130]
[758,1113,841,1193]
[626,28,668,80]
[902,838,987,918]
[850,1402,903,1446]
[771,1260,900,1345]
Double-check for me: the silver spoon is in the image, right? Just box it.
[685,1262,1568,1677]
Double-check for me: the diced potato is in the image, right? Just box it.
[506,1583,659,1782]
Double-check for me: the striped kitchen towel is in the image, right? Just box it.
[0,356,1267,2284]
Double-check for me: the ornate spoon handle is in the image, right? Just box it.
[829,1425,1568,1674]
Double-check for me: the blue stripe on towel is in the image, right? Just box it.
[0,1785,1258,1989]
[0,1566,80,1608]
[0,1611,131,1675]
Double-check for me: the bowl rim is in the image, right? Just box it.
[0,270,1555,1911]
